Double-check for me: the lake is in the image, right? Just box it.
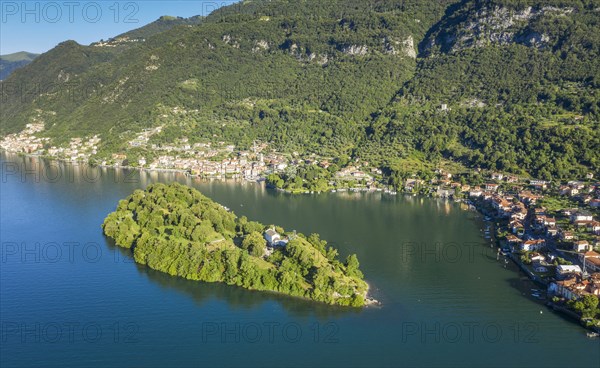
[1,152,598,367]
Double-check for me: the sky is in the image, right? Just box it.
[0,0,237,55]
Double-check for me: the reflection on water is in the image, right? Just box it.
[103,238,360,320]
[3,151,600,368]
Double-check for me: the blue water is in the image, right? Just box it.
[1,153,598,367]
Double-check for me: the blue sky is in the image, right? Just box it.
[0,1,236,55]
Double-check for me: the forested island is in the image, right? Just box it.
[102,183,369,306]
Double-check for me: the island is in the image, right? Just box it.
[102,183,370,307]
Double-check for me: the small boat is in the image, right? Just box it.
[586,332,599,338]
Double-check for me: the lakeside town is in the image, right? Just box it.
[2,122,600,331]
[0,122,379,187]
[465,173,600,333]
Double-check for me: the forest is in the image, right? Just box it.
[102,183,368,306]
[1,0,599,181]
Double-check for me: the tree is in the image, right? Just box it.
[242,232,266,257]
[582,294,599,311]
[345,254,363,279]
[103,183,367,306]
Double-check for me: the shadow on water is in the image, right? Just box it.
[501,275,585,329]
[103,238,361,320]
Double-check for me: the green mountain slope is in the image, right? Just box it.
[0,51,39,80]
[111,15,204,41]
[1,0,598,179]
[363,0,600,179]
[1,0,454,153]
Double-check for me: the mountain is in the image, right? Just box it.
[1,0,598,180]
[92,15,204,47]
[111,15,204,41]
[367,0,600,179]
[0,51,39,80]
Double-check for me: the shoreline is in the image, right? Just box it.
[469,200,599,334]
[1,150,423,198]
[2,150,263,183]
[2,150,593,318]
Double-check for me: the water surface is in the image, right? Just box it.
[1,153,598,367]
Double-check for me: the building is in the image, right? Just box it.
[556,265,582,279]
[264,229,289,247]
[529,180,549,190]
[485,183,500,192]
[506,234,522,248]
[546,227,559,237]
[519,191,540,205]
[469,187,483,198]
[573,241,591,252]
[522,239,545,252]
[560,231,575,241]
[549,278,587,300]
[590,273,600,295]
[580,251,600,273]
[510,220,524,236]
[588,221,600,235]
[491,173,504,181]
[571,211,594,223]
[264,229,281,245]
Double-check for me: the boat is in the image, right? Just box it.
[586,332,599,338]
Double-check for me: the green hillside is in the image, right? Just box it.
[111,15,204,41]
[365,0,600,179]
[1,0,598,180]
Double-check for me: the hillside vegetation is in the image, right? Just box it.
[103,183,368,306]
[1,0,599,179]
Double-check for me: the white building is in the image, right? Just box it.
[264,229,281,245]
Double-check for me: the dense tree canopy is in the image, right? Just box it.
[102,183,368,306]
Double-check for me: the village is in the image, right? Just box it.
[459,171,600,331]
[0,123,380,187]
[2,122,600,329]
